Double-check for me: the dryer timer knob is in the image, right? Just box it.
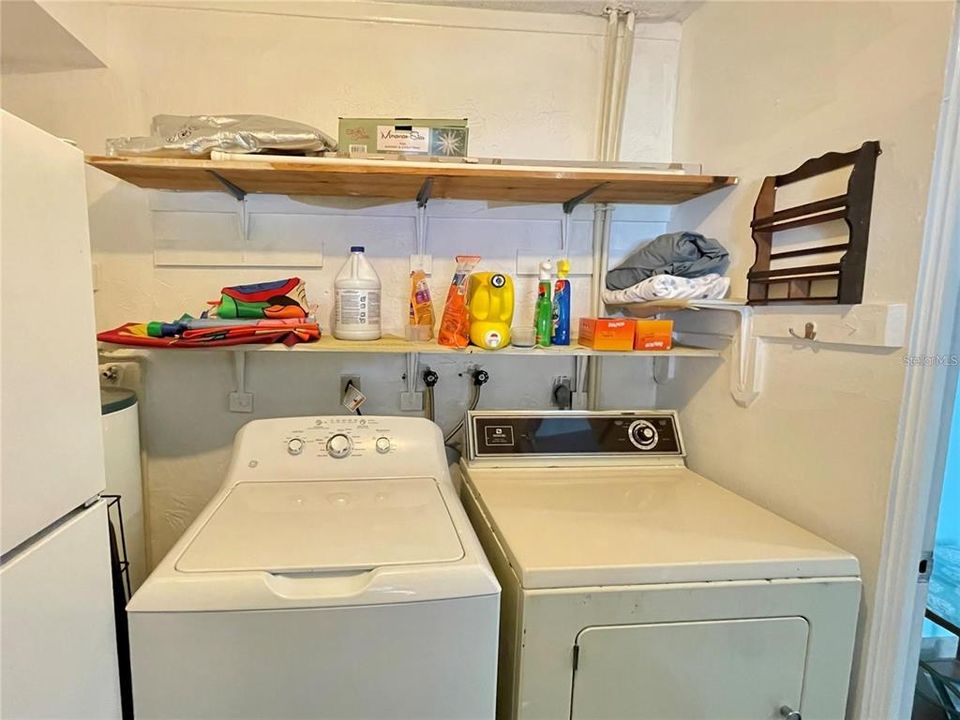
[628,420,659,450]
[326,433,352,459]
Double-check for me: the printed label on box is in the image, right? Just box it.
[377,126,430,153]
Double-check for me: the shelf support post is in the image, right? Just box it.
[229,351,254,413]
[400,352,424,411]
[727,307,762,406]
[652,356,676,385]
[572,355,589,409]
[413,195,431,274]
[206,170,251,247]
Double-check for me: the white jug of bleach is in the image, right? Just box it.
[334,246,381,340]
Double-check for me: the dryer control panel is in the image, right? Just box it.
[467,411,683,462]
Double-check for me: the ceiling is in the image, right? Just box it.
[1,0,104,74]
[379,0,701,22]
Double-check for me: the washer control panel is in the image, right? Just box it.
[229,416,443,485]
[276,417,397,462]
[469,411,683,459]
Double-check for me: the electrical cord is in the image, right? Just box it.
[345,380,363,416]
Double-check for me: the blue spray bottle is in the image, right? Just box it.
[552,258,571,345]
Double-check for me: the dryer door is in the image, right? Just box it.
[571,617,808,720]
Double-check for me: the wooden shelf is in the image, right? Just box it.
[99,335,721,358]
[86,155,737,206]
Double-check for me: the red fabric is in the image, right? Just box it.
[97,322,320,348]
[221,277,301,303]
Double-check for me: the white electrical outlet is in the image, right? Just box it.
[229,391,254,413]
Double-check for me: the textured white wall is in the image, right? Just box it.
[661,2,954,715]
[1,1,680,562]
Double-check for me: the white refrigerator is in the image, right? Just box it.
[0,111,122,718]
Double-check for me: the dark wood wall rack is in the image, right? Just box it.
[747,141,881,305]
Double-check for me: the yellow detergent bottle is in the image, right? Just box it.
[467,272,514,350]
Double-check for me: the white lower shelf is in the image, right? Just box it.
[99,334,720,359]
[609,298,748,318]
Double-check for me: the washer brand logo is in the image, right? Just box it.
[485,426,515,447]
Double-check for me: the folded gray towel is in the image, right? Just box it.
[605,231,730,291]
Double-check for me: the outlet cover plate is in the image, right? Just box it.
[229,391,254,413]
[400,391,423,411]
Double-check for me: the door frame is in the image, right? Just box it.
[857,10,960,719]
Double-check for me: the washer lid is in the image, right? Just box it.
[176,478,464,574]
[465,466,859,588]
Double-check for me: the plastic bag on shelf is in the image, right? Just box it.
[106,114,337,158]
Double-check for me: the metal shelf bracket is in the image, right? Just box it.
[562,183,606,215]
[416,178,433,208]
[208,170,247,202]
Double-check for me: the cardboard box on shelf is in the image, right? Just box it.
[338,118,469,157]
[578,318,636,351]
[634,319,673,351]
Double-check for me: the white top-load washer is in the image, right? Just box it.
[459,410,860,720]
[128,416,499,720]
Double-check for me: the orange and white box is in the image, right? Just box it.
[578,317,636,351]
[633,319,674,351]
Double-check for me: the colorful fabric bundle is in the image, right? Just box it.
[213,278,308,319]
[97,318,319,348]
[97,277,319,348]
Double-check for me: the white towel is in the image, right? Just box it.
[602,273,730,305]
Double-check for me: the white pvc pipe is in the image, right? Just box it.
[588,9,630,409]
[604,16,625,161]
[595,9,619,161]
[611,11,636,161]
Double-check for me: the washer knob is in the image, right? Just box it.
[326,433,352,459]
[375,437,391,454]
[287,438,304,456]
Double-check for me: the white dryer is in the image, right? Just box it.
[129,416,500,720]
[459,410,860,720]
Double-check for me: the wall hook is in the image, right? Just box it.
[788,322,817,341]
